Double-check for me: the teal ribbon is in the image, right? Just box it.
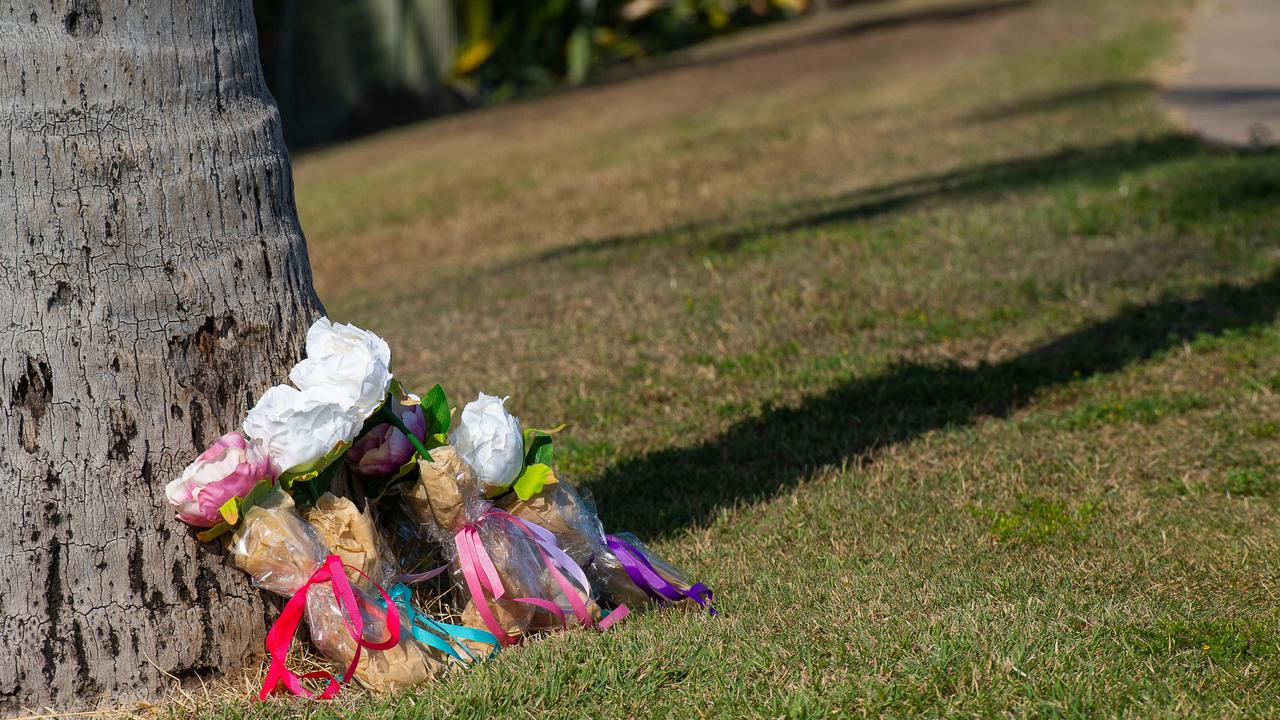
[387,583,500,663]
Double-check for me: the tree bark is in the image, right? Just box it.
[0,0,323,713]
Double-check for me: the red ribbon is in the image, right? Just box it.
[454,513,627,647]
[259,554,401,700]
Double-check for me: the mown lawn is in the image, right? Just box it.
[200,0,1280,716]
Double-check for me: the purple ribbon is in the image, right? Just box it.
[604,534,716,616]
[396,564,449,585]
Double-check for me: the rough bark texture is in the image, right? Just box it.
[0,0,323,713]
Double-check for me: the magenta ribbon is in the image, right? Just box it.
[259,554,401,700]
[604,534,716,615]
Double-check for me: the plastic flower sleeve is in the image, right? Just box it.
[230,491,444,695]
[401,445,614,647]
[403,447,536,642]
[496,480,608,620]
[500,480,714,615]
[497,478,602,566]
[498,480,644,609]
[594,531,714,614]
[457,516,544,643]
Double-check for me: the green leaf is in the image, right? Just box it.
[534,437,555,466]
[524,433,554,468]
[391,453,420,483]
[213,476,275,531]
[522,423,564,468]
[512,463,557,501]
[421,384,452,438]
[522,423,566,441]
[306,456,345,502]
[218,496,241,526]
[242,477,275,509]
[278,441,351,501]
[363,454,422,502]
[195,521,234,543]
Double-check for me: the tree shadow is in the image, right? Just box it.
[530,133,1208,266]
[584,267,1280,538]
[965,80,1156,123]
[1163,86,1280,107]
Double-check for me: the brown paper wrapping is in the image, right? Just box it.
[458,599,525,654]
[305,492,388,587]
[404,447,470,532]
[526,584,603,632]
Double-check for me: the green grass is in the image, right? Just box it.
[195,0,1280,716]
[1054,392,1210,429]
[971,496,1103,546]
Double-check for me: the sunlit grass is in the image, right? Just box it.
[185,0,1280,716]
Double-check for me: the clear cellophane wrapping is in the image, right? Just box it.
[499,480,701,612]
[402,446,599,648]
[231,491,443,693]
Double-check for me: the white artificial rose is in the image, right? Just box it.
[242,384,363,473]
[288,317,393,418]
[449,393,524,490]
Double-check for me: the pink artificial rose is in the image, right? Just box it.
[347,398,427,476]
[165,432,274,527]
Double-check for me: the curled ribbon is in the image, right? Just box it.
[604,534,716,616]
[395,564,449,585]
[259,554,401,700]
[387,582,500,663]
[454,512,628,646]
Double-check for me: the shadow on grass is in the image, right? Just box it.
[587,266,1280,538]
[965,80,1156,123]
[531,134,1211,265]
[1163,86,1280,107]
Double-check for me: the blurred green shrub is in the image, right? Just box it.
[253,0,807,147]
[452,0,809,100]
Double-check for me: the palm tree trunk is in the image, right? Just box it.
[0,0,323,712]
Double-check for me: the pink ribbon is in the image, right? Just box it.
[259,554,401,700]
[454,512,628,646]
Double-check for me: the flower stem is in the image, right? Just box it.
[378,404,435,462]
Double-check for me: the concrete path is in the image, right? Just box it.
[1164,0,1280,147]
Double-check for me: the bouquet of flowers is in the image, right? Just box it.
[232,490,445,696]
[165,316,715,702]
[402,439,615,648]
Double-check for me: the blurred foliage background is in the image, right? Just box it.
[254,0,814,148]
